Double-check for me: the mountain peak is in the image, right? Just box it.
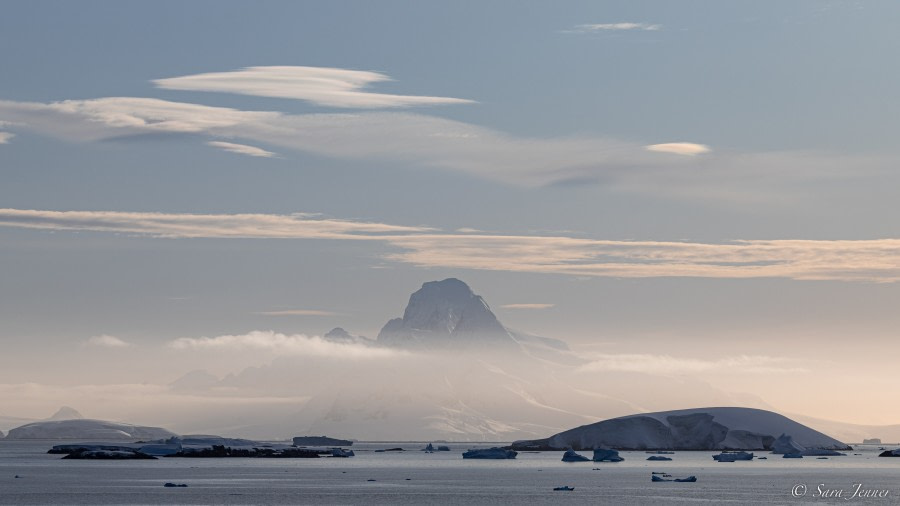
[46,406,84,421]
[377,278,516,348]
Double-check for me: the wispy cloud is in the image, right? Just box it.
[168,330,404,359]
[645,142,710,156]
[207,140,276,158]
[577,354,807,375]
[0,131,14,144]
[254,309,341,317]
[85,335,132,348]
[569,23,661,32]
[4,208,900,283]
[386,233,900,283]
[500,303,556,310]
[154,66,474,109]
[0,208,431,239]
[1,95,878,198]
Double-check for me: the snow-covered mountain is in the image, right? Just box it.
[376,278,569,356]
[513,407,850,451]
[377,278,518,349]
[323,327,372,346]
[46,406,83,421]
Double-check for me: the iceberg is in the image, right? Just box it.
[331,448,355,457]
[878,449,900,457]
[592,449,624,462]
[423,443,435,453]
[462,447,517,459]
[561,449,590,462]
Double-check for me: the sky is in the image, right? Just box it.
[2,0,900,431]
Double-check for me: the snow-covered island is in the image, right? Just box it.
[511,407,851,451]
[6,419,176,441]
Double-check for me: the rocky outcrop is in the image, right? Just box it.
[292,436,353,446]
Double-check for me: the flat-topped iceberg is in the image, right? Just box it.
[462,447,517,459]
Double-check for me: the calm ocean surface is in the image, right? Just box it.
[1,441,897,505]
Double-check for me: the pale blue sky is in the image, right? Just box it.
[3,0,900,423]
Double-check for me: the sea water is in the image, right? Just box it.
[1,441,897,505]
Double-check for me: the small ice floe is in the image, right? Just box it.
[592,449,623,462]
[331,448,355,458]
[651,474,697,483]
[712,451,753,462]
[647,455,672,461]
[561,449,590,462]
[163,483,188,488]
[553,486,575,491]
[783,453,803,459]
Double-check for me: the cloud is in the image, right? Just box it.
[577,354,807,375]
[386,233,900,283]
[570,23,661,32]
[645,142,710,156]
[5,208,900,282]
[0,131,13,144]
[207,141,276,158]
[500,303,555,310]
[2,95,879,198]
[254,309,341,316]
[154,66,474,109]
[0,208,431,239]
[85,335,132,348]
[168,330,405,359]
